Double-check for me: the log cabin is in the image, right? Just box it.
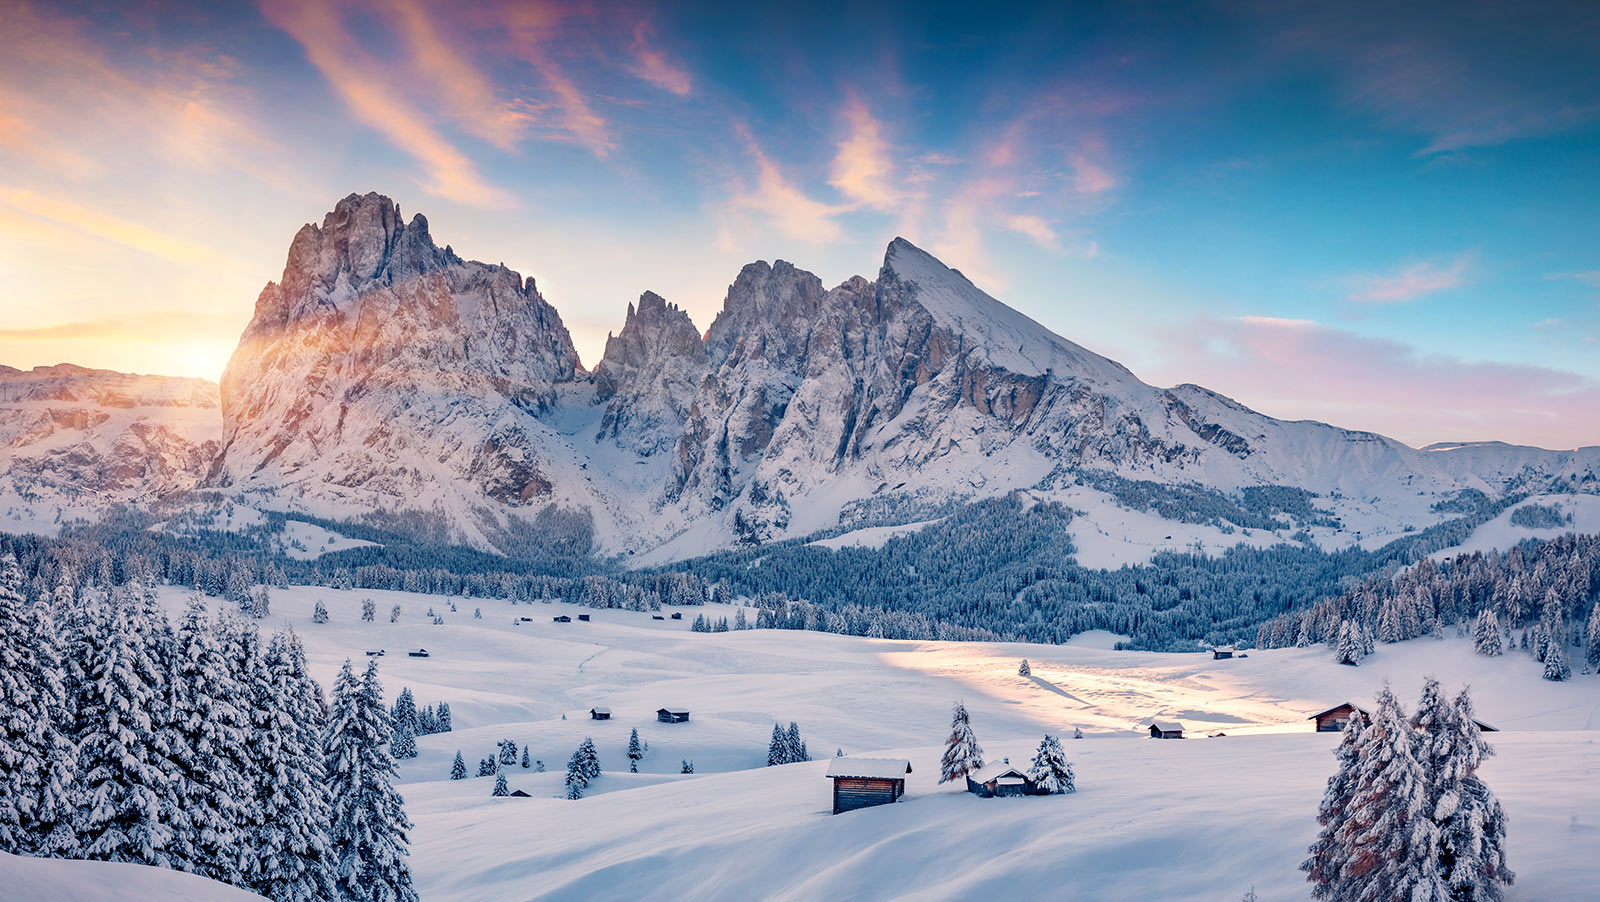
[1212,646,1235,659]
[1148,721,1184,739]
[1309,703,1371,733]
[552,615,571,623]
[966,761,1037,797]
[657,707,690,723]
[589,707,611,721]
[827,758,912,814]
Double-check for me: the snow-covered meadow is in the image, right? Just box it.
[117,585,1600,901]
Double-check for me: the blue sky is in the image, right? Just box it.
[0,0,1596,447]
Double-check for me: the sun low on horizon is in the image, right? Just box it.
[1,0,1598,450]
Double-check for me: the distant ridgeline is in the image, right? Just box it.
[4,486,1584,653]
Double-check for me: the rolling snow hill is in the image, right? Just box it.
[133,584,1600,901]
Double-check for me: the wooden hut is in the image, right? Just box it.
[552,615,571,623]
[656,707,690,723]
[1148,721,1184,739]
[670,612,683,620]
[827,758,912,814]
[1309,703,1372,733]
[1212,645,1236,659]
[407,648,430,658]
[589,706,611,721]
[966,761,1037,798]
[508,789,531,798]
[578,614,591,622]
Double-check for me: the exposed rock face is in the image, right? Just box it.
[594,291,708,457]
[0,365,220,521]
[207,192,583,544]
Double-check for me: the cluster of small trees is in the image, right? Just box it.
[937,701,1076,795]
[565,738,602,799]
[1259,534,1600,681]
[1303,680,1511,901]
[0,555,417,901]
[766,722,810,765]
[691,609,750,631]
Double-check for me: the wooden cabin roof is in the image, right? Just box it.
[1151,721,1184,733]
[657,707,690,716]
[826,758,913,780]
[1308,702,1370,720]
[590,706,611,715]
[968,762,1029,783]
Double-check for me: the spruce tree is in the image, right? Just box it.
[169,596,252,884]
[1018,658,1030,676]
[786,722,805,762]
[362,599,376,623]
[313,601,329,624]
[1543,640,1571,681]
[680,759,694,774]
[70,594,184,869]
[1335,620,1364,666]
[249,628,336,902]
[478,757,496,777]
[1303,698,1367,899]
[492,772,509,797]
[0,553,66,855]
[1473,609,1503,657]
[939,701,984,783]
[565,750,587,800]
[767,724,786,766]
[578,737,601,781]
[498,738,519,767]
[323,661,418,902]
[1025,734,1075,794]
[521,747,531,769]
[627,728,643,772]
[1442,688,1514,899]
[1339,686,1435,902]
[1586,603,1600,672]
[436,701,451,733]
[24,605,77,858]
[450,752,467,780]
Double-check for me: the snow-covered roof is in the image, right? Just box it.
[590,706,611,714]
[968,762,1028,783]
[1213,645,1236,652]
[826,758,912,780]
[657,707,689,715]
[1307,702,1370,719]
[1150,721,1184,733]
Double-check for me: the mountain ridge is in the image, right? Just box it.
[2,192,1596,558]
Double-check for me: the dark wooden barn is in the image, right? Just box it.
[670,612,683,620]
[1309,703,1372,733]
[1212,645,1236,659]
[578,614,590,621]
[827,758,912,814]
[508,789,531,798]
[966,761,1038,798]
[657,707,690,723]
[1148,721,1184,739]
[589,707,611,720]
[552,615,571,623]
[407,649,430,658]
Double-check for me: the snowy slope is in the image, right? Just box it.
[133,585,1600,902]
[1432,493,1600,560]
[0,851,263,901]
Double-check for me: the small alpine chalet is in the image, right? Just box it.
[827,758,913,814]
[1148,721,1184,739]
[589,707,611,721]
[966,761,1038,798]
[1310,703,1371,733]
[657,707,690,723]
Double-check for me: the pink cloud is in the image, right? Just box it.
[260,0,510,208]
[727,127,845,244]
[1145,315,1600,450]
[1347,254,1471,303]
[384,0,532,151]
[829,98,901,211]
[626,21,691,96]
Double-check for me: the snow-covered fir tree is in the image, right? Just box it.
[0,553,69,855]
[1334,620,1365,666]
[521,747,531,769]
[627,728,643,773]
[1473,609,1503,657]
[498,739,519,767]
[249,627,337,902]
[767,724,786,766]
[680,759,694,774]
[312,600,329,624]
[1413,680,1514,901]
[577,737,601,781]
[1025,734,1075,794]
[323,660,418,902]
[939,701,984,783]
[436,701,451,733]
[478,757,496,777]
[1302,696,1368,900]
[1543,638,1571,681]
[492,772,508,797]
[362,599,376,622]
[786,722,806,762]
[248,586,271,619]
[69,592,184,869]
[389,605,401,624]
[564,751,587,800]
[22,604,77,858]
[450,752,467,780]
[168,595,252,884]
[1586,602,1600,672]
[390,689,419,760]
[1018,658,1030,676]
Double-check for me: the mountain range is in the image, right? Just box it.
[3,192,1595,561]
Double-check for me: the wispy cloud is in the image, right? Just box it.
[1147,314,1600,449]
[1001,214,1058,250]
[260,0,510,208]
[498,4,616,158]
[626,21,691,96]
[829,98,901,211]
[385,0,532,151]
[729,129,845,244]
[1347,254,1472,303]
[0,186,230,266]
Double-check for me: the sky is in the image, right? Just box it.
[0,0,1597,450]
